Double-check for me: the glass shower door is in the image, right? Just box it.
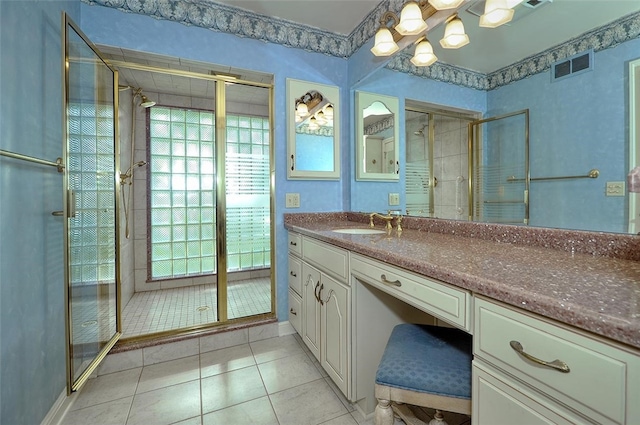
[470,110,529,225]
[64,15,120,391]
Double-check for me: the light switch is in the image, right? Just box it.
[286,193,300,208]
[605,181,625,197]
[388,193,400,206]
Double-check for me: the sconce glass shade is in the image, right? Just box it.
[323,104,334,119]
[411,39,438,66]
[440,16,469,49]
[308,116,319,130]
[428,0,464,10]
[296,102,309,117]
[479,0,515,28]
[371,26,400,56]
[396,1,428,36]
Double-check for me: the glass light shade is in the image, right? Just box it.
[428,0,464,10]
[308,116,319,130]
[370,27,399,56]
[439,16,469,49]
[296,102,309,117]
[411,39,438,67]
[323,104,334,118]
[479,0,515,28]
[396,2,428,36]
[315,111,328,125]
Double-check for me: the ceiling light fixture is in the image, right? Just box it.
[439,14,469,49]
[479,0,515,28]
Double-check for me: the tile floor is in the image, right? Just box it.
[60,331,470,425]
[122,277,271,338]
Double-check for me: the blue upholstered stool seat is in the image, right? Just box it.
[375,324,472,400]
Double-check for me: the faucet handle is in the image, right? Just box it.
[396,215,403,233]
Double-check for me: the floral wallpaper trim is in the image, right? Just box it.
[83,0,353,57]
[364,116,394,135]
[85,0,640,90]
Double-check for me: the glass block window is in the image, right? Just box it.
[226,115,271,271]
[67,102,116,285]
[149,107,216,279]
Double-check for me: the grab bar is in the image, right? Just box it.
[0,149,65,172]
[507,168,599,183]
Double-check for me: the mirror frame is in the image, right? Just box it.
[355,91,400,181]
[286,78,340,180]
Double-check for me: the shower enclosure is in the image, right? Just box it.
[405,103,529,225]
[63,15,120,392]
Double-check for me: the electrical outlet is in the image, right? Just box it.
[285,193,300,208]
[605,181,625,197]
[388,193,400,206]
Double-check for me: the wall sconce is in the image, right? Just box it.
[479,0,515,27]
[396,1,429,36]
[411,37,438,66]
[440,14,470,49]
[295,91,334,129]
[371,11,401,56]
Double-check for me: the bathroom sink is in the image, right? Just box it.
[332,228,386,235]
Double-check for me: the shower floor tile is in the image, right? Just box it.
[122,276,271,338]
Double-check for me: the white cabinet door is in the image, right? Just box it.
[302,262,321,360]
[320,273,350,396]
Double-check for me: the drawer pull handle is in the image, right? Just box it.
[290,271,297,277]
[290,308,297,316]
[510,341,570,373]
[290,241,297,246]
[381,274,401,287]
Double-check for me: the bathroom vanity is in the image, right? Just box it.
[285,212,640,424]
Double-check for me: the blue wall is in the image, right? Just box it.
[0,1,79,424]
[487,39,640,233]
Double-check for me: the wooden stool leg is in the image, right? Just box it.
[427,409,449,425]
[375,398,395,425]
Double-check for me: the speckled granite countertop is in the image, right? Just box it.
[284,213,640,350]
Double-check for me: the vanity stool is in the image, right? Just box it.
[374,323,472,425]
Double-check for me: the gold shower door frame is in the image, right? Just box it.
[468,109,530,225]
[63,14,121,393]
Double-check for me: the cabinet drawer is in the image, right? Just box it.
[350,253,470,331]
[288,288,302,335]
[302,237,349,283]
[288,254,302,296]
[474,297,635,424]
[288,232,302,256]
[473,360,582,425]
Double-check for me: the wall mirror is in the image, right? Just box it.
[353,3,640,234]
[287,78,340,180]
[355,91,399,181]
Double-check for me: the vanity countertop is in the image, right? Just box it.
[284,213,640,350]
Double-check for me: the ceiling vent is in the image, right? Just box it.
[551,50,593,82]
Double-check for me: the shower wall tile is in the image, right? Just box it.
[143,338,200,365]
